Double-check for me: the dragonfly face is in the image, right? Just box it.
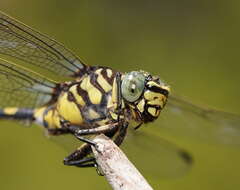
[121,71,170,123]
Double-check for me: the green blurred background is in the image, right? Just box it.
[1,0,240,189]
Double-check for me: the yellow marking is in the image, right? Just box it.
[94,68,103,79]
[44,109,61,128]
[121,100,125,109]
[69,85,85,106]
[88,87,102,104]
[57,93,83,125]
[128,104,135,109]
[137,99,145,113]
[110,111,118,120]
[88,109,100,119]
[80,76,102,104]
[106,69,112,78]
[3,107,18,115]
[34,107,46,119]
[52,110,61,128]
[147,81,161,88]
[148,107,157,117]
[148,95,166,107]
[144,91,165,101]
[148,99,164,108]
[43,110,54,127]
[107,96,114,109]
[95,69,112,92]
[95,68,103,73]
[144,91,167,108]
[147,81,170,92]
[97,75,112,92]
[112,77,118,109]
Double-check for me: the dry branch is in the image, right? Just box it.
[91,134,154,190]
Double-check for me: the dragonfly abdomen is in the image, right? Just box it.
[0,107,34,120]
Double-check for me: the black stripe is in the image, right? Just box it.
[76,83,92,107]
[67,91,76,102]
[146,85,169,96]
[67,91,84,118]
[90,72,105,94]
[101,68,114,85]
[76,80,109,124]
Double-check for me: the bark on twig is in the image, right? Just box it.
[91,134,154,190]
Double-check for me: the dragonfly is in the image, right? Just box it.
[0,11,240,179]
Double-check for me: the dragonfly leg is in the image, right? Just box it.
[75,135,97,146]
[63,143,93,166]
[44,121,118,137]
[113,122,128,146]
[73,121,128,153]
[63,123,121,168]
[65,122,128,172]
[67,122,119,136]
[63,142,102,172]
[64,157,96,168]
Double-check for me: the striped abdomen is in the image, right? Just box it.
[0,107,34,121]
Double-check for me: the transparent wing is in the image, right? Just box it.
[161,95,240,146]
[0,11,87,78]
[0,58,56,108]
[122,128,192,179]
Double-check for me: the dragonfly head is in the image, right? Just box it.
[121,71,170,123]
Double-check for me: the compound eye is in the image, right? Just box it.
[121,71,145,102]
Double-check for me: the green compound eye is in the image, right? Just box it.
[121,71,146,102]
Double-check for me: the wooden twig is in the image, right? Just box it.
[91,134,154,190]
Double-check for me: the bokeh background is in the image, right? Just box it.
[1,0,240,189]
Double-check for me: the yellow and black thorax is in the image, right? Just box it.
[34,66,119,129]
[34,67,170,131]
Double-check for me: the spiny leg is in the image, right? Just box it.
[63,122,120,167]
[113,122,128,146]
[63,143,95,168]
[64,157,96,168]
[68,122,119,136]
[63,123,119,168]
[63,122,128,168]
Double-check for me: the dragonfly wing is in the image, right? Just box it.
[162,95,240,146]
[0,58,56,108]
[121,127,192,179]
[0,11,87,79]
